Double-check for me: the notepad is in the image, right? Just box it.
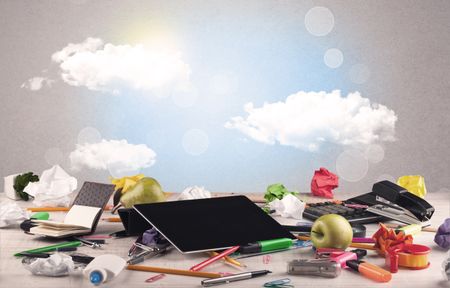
[30,205,101,238]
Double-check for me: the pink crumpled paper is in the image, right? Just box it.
[311,167,339,198]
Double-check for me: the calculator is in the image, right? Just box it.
[303,200,384,225]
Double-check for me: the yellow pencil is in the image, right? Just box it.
[101,217,122,222]
[348,243,376,250]
[127,265,222,278]
[27,206,113,212]
[27,207,70,212]
[208,251,247,268]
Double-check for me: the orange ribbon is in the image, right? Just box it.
[372,223,429,272]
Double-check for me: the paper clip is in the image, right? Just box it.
[263,255,271,264]
[145,273,165,283]
[263,278,293,287]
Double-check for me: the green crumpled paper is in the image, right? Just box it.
[264,183,298,203]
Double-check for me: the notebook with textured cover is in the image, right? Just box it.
[30,182,114,238]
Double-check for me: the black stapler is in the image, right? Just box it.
[347,180,435,225]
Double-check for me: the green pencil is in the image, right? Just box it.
[14,241,82,256]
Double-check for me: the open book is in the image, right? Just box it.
[30,205,102,238]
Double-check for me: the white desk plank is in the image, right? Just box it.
[0,191,448,287]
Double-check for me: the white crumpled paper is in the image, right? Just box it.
[23,253,75,277]
[24,165,77,207]
[178,186,211,200]
[0,201,29,227]
[268,194,305,219]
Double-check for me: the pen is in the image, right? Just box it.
[382,223,437,233]
[346,260,392,282]
[73,237,102,248]
[190,246,240,271]
[127,265,222,278]
[14,241,82,256]
[352,237,375,243]
[201,270,271,287]
[208,251,247,268]
[296,235,376,250]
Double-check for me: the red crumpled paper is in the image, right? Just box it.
[372,223,414,255]
[310,167,339,198]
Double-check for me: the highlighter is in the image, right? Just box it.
[395,224,422,236]
[239,238,293,254]
[330,249,367,268]
[346,260,392,282]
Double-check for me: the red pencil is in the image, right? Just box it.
[190,246,240,271]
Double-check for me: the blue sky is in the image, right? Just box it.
[23,3,396,192]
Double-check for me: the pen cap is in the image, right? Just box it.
[287,259,341,278]
[347,260,392,283]
[89,269,107,286]
[260,238,293,252]
[84,254,126,285]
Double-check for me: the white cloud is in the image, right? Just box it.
[69,139,156,174]
[50,37,190,94]
[225,90,397,151]
[21,77,54,91]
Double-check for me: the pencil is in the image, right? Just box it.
[208,252,247,268]
[27,207,70,212]
[349,243,376,250]
[27,206,113,212]
[127,265,222,278]
[101,217,122,222]
[190,246,240,271]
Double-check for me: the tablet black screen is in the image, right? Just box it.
[133,196,295,253]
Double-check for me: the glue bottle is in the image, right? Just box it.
[83,254,126,286]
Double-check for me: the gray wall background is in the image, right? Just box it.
[0,0,449,194]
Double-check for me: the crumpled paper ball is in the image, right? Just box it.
[0,201,29,227]
[24,165,77,207]
[178,186,211,200]
[268,194,305,219]
[435,218,450,249]
[23,253,75,277]
[397,175,427,199]
[311,167,339,198]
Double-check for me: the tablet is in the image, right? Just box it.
[133,195,295,253]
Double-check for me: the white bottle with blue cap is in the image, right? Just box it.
[83,254,126,285]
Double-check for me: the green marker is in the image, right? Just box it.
[239,238,294,254]
[14,241,82,257]
[30,212,50,220]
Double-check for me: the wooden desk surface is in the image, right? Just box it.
[0,191,449,288]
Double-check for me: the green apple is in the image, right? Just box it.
[310,214,353,249]
[119,177,166,208]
